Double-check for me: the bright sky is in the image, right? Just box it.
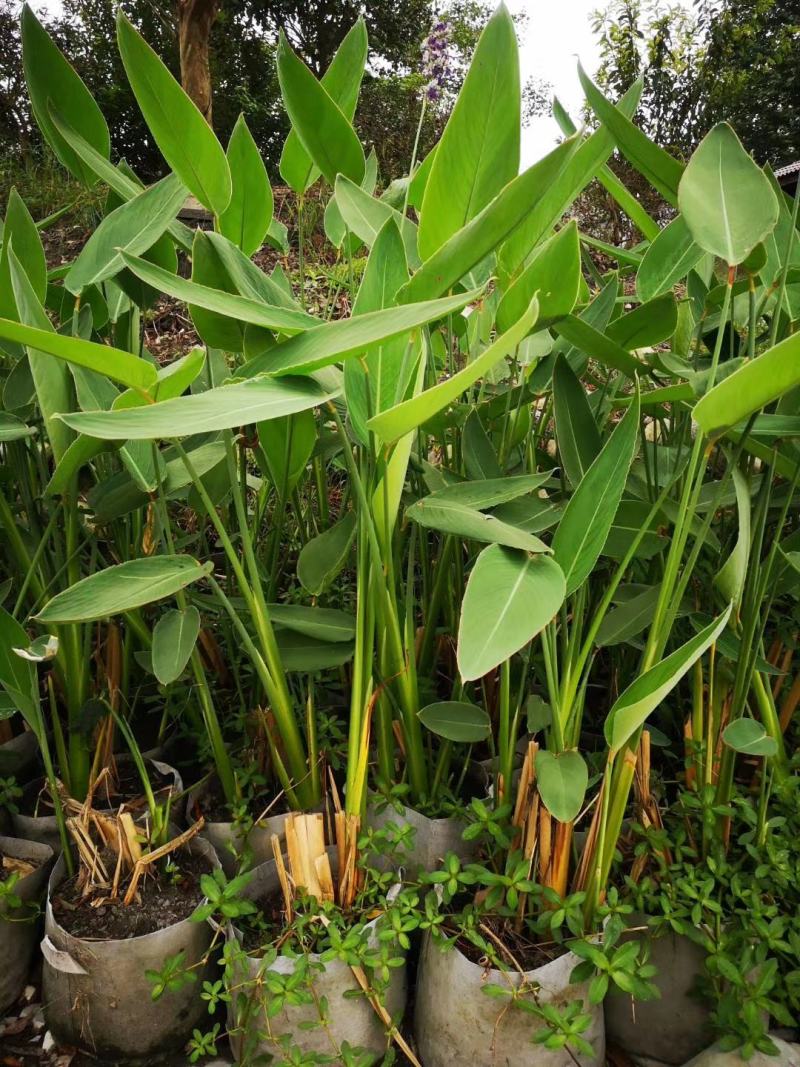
[506,0,605,165]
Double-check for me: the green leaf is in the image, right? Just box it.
[0,413,35,441]
[693,332,800,437]
[0,606,40,729]
[333,177,419,268]
[368,297,538,442]
[418,701,491,743]
[277,32,364,187]
[269,604,355,643]
[36,556,212,624]
[418,3,519,259]
[594,585,661,648]
[218,115,273,257]
[152,606,200,685]
[406,495,549,552]
[496,222,581,332]
[0,318,155,392]
[678,123,778,266]
[119,248,316,335]
[416,474,555,511]
[66,173,186,294]
[578,65,684,205]
[275,630,353,672]
[715,463,750,607]
[535,750,588,823]
[400,136,580,304]
[297,511,356,595]
[344,218,410,444]
[604,605,732,754]
[606,295,678,350]
[462,411,501,480]
[244,287,481,378]
[116,10,231,215]
[553,354,601,487]
[457,546,566,681]
[0,188,47,319]
[257,409,316,494]
[553,316,642,377]
[636,216,704,302]
[21,4,110,185]
[721,719,778,758]
[552,393,640,596]
[60,375,338,440]
[279,18,367,194]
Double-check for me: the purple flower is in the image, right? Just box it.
[421,17,451,100]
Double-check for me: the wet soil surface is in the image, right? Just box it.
[52,848,209,940]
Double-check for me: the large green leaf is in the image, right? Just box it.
[578,65,684,206]
[0,188,47,319]
[60,375,338,440]
[552,392,640,596]
[333,177,420,267]
[606,294,678,350]
[21,4,110,185]
[116,11,231,216]
[636,216,704,302]
[693,332,800,436]
[418,4,519,259]
[275,630,354,672]
[0,317,156,392]
[678,123,779,266]
[368,297,538,442]
[269,604,355,643]
[0,606,39,728]
[457,546,566,681]
[257,409,316,493]
[119,249,316,335]
[297,512,356,595]
[553,316,642,378]
[280,19,367,194]
[400,136,580,304]
[418,701,491,743]
[721,718,777,758]
[594,585,661,648]
[152,606,200,685]
[416,474,554,511]
[496,221,581,332]
[277,32,364,187]
[604,605,732,754]
[553,354,601,487]
[535,749,588,823]
[407,495,549,552]
[344,218,410,443]
[218,115,273,257]
[37,556,212,624]
[66,173,186,294]
[243,287,481,378]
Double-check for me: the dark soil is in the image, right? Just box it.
[52,848,210,940]
[454,915,569,973]
[20,759,174,820]
[189,774,290,826]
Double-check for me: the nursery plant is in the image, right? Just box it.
[0,0,797,1062]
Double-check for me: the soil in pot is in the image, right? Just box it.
[41,836,219,1062]
[0,835,53,1015]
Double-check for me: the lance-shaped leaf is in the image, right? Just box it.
[606,295,678,350]
[552,391,640,596]
[457,546,566,681]
[275,631,354,672]
[400,136,580,304]
[21,4,110,185]
[116,11,231,216]
[219,115,273,257]
[496,221,581,332]
[418,701,491,743]
[243,287,482,378]
[553,354,601,487]
[333,176,420,267]
[578,64,684,206]
[407,495,549,552]
[693,332,800,436]
[0,606,40,728]
[715,463,750,607]
[277,32,364,187]
[552,316,642,377]
[417,473,555,511]
[535,749,588,823]
[59,375,339,440]
[269,604,355,643]
[66,173,187,294]
[0,188,47,319]
[418,3,519,258]
[297,512,356,596]
[119,249,316,334]
[280,18,367,194]
[679,123,778,266]
[0,318,156,392]
[152,606,200,685]
[636,216,704,302]
[257,408,316,494]
[36,556,213,624]
[604,605,732,754]
[368,297,538,442]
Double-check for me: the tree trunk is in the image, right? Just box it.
[176,0,218,126]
